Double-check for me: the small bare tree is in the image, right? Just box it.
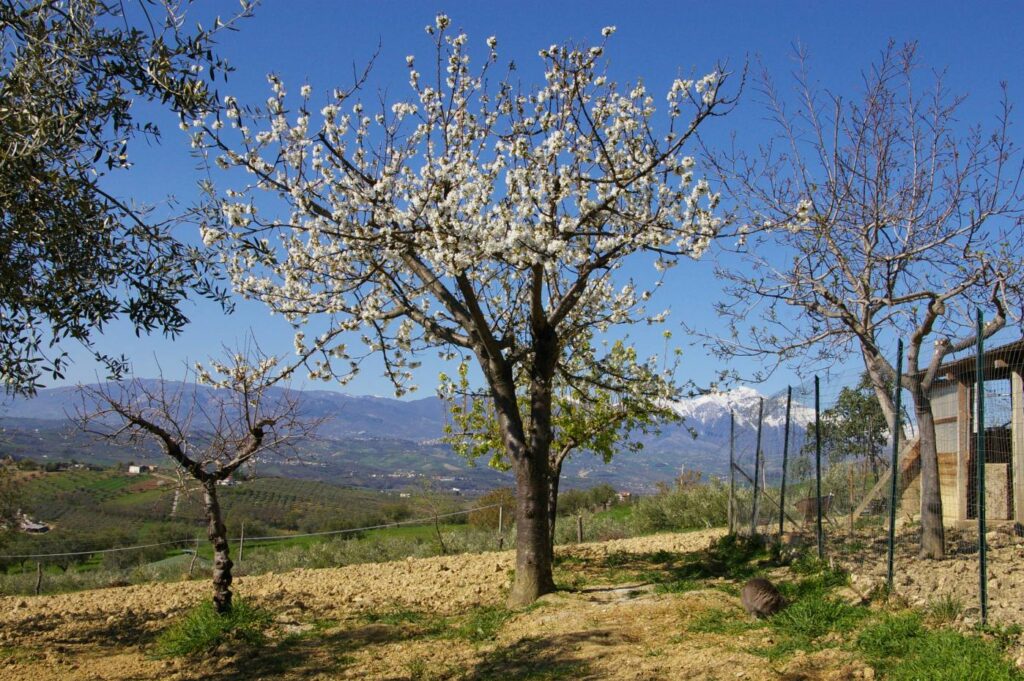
[79,347,316,613]
[707,42,1024,558]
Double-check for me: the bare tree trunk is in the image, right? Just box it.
[202,480,234,613]
[508,453,556,607]
[433,510,448,555]
[911,384,945,558]
[864,348,899,436]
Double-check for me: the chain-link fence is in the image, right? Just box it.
[725,319,1023,626]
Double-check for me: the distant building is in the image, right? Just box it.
[127,464,157,475]
[17,513,49,533]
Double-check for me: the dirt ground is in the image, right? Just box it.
[0,527,1016,680]
[828,523,1024,630]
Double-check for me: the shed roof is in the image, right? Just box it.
[929,337,1024,382]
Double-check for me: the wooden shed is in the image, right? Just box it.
[897,338,1024,526]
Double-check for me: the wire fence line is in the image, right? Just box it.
[723,314,1023,626]
[0,503,504,560]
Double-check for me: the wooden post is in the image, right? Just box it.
[34,561,42,595]
[1011,370,1024,528]
[976,309,988,625]
[188,536,200,578]
[958,378,972,522]
[497,504,505,550]
[237,521,245,569]
[576,514,584,543]
[848,463,855,536]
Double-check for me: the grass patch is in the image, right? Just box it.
[358,604,514,643]
[360,607,448,637]
[858,612,1023,680]
[688,607,764,636]
[776,564,848,602]
[753,590,866,661]
[654,577,702,594]
[154,599,272,658]
[856,612,926,664]
[772,594,865,640]
[453,605,515,642]
[926,594,964,624]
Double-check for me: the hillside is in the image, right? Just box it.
[1,384,814,492]
[0,468,470,577]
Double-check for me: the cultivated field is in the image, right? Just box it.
[2,528,1022,680]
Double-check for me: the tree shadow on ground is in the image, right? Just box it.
[557,535,776,593]
[463,629,630,680]
[193,621,429,681]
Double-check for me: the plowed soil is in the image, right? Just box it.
[0,528,1001,680]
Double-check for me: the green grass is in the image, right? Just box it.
[452,605,515,642]
[750,592,866,661]
[358,604,516,643]
[153,599,272,658]
[857,612,1023,681]
[360,607,446,633]
[926,593,964,624]
[688,607,764,636]
[593,504,633,522]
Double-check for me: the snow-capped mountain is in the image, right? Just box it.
[670,385,815,435]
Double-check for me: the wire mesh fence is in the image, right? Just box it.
[724,319,1024,626]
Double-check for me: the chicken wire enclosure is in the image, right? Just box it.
[725,368,893,549]
[718,330,1024,625]
[723,388,804,537]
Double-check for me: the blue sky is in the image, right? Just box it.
[53,1,1024,399]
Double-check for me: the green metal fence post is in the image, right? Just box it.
[976,309,988,625]
[887,340,904,593]
[779,386,793,539]
[728,410,735,535]
[751,397,765,536]
[815,376,824,560]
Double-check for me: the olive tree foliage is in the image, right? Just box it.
[0,0,251,395]
[193,15,732,604]
[802,373,890,477]
[442,335,683,549]
[0,463,19,547]
[706,43,1024,558]
[78,347,316,613]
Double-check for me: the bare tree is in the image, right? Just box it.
[707,42,1024,558]
[79,347,317,612]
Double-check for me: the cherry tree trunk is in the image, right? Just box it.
[912,387,946,559]
[508,454,556,607]
[202,480,234,613]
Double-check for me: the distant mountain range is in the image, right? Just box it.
[0,383,815,493]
